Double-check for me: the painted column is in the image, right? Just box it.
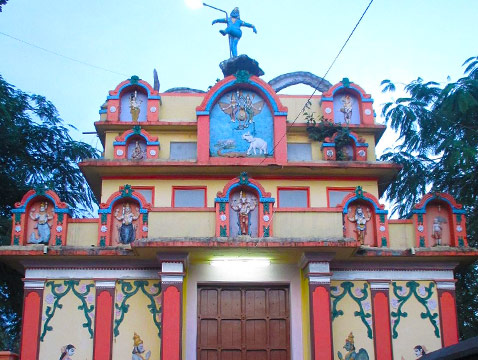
[158,254,187,360]
[303,255,334,360]
[93,280,115,360]
[437,281,459,347]
[370,281,393,360]
[19,280,44,360]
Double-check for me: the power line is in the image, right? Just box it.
[260,0,375,164]
[0,30,129,77]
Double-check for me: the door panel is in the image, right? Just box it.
[198,285,290,360]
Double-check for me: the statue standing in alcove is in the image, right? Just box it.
[114,203,140,244]
[231,191,257,235]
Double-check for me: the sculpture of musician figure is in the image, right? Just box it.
[211,7,257,58]
[340,95,353,124]
[28,202,54,244]
[347,206,371,245]
[231,191,257,235]
[129,91,142,122]
[114,203,140,244]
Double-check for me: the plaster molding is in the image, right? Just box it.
[24,280,45,290]
[162,262,183,273]
[331,269,454,281]
[95,280,116,289]
[160,275,184,283]
[25,268,159,279]
[309,275,331,285]
[436,281,456,291]
[369,281,391,291]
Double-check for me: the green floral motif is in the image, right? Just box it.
[419,236,425,247]
[55,236,62,246]
[40,280,95,341]
[219,202,226,213]
[13,236,19,245]
[330,281,373,339]
[57,213,64,224]
[355,186,364,199]
[342,77,351,88]
[456,214,462,224]
[142,213,148,223]
[101,213,107,224]
[133,125,142,134]
[263,203,270,215]
[417,213,423,223]
[120,184,134,197]
[114,280,162,337]
[14,213,21,223]
[381,237,387,247]
[100,236,106,247]
[379,214,385,223]
[130,75,140,84]
[263,226,270,237]
[458,237,464,247]
[238,172,249,185]
[390,281,440,339]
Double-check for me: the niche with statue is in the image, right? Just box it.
[229,189,259,237]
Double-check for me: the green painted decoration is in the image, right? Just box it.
[100,237,106,247]
[390,281,440,339]
[263,202,270,215]
[133,125,142,134]
[379,214,385,224]
[330,281,373,339]
[14,213,21,224]
[235,70,251,83]
[342,77,351,88]
[220,225,227,237]
[238,172,249,185]
[101,213,107,224]
[114,280,162,337]
[458,237,464,247]
[120,184,134,197]
[417,213,423,223]
[219,202,226,213]
[55,236,62,246]
[13,236,19,245]
[381,237,387,247]
[40,280,95,341]
[142,213,148,223]
[355,186,364,199]
[130,75,140,84]
[456,214,462,224]
[57,213,64,224]
[419,237,425,247]
[263,226,270,237]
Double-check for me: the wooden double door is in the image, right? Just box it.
[197,285,290,360]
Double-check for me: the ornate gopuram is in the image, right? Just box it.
[3,57,478,360]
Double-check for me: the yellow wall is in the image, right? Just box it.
[148,211,215,237]
[158,95,203,122]
[330,281,375,360]
[155,131,197,160]
[279,96,322,123]
[113,280,162,360]
[274,212,343,238]
[38,280,95,360]
[101,179,378,208]
[301,269,311,360]
[67,222,97,247]
[389,222,415,249]
[390,281,442,360]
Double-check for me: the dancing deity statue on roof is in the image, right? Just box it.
[210,6,257,58]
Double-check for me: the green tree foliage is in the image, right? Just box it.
[0,75,100,351]
[381,56,478,339]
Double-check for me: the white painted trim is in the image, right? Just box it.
[308,262,330,273]
[369,281,390,290]
[331,269,454,281]
[162,262,183,273]
[161,275,184,283]
[95,280,116,289]
[309,275,331,285]
[25,268,159,279]
[24,280,45,290]
[436,281,456,290]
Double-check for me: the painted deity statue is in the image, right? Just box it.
[59,344,76,360]
[337,332,369,360]
[431,218,443,246]
[114,203,140,244]
[211,7,257,58]
[231,191,257,235]
[347,206,371,245]
[132,333,151,360]
[131,141,145,160]
[129,91,142,122]
[28,202,54,244]
[340,95,353,123]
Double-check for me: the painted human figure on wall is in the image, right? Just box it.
[431,218,443,245]
[337,332,369,360]
[28,202,53,244]
[59,344,75,360]
[130,91,142,122]
[340,95,353,124]
[114,203,140,244]
[211,7,257,58]
[132,333,151,360]
[414,345,427,358]
[231,191,257,235]
[347,206,371,245]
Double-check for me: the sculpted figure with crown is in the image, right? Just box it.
[114,203,140,244]
[28,201,53,244]
[337,332,369,360]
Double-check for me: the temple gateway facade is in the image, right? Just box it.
[3,57,477,360]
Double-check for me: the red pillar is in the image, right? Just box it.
[157,254,187,360]
[370,282,393,360]
[19,281,44,360]
[437,285,459,347]
[93,281,115,360]
[310,284,333,360]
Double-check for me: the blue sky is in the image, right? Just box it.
[1,0,476,153]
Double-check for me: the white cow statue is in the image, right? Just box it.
[242,132,268,155]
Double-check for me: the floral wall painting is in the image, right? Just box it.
[330,281,375,360]
[38,280,95,360]
[113,280,162,360]
[390,281,442,360]
[210,90,274,157]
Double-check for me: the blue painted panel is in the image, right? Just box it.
[210,90,274,157]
